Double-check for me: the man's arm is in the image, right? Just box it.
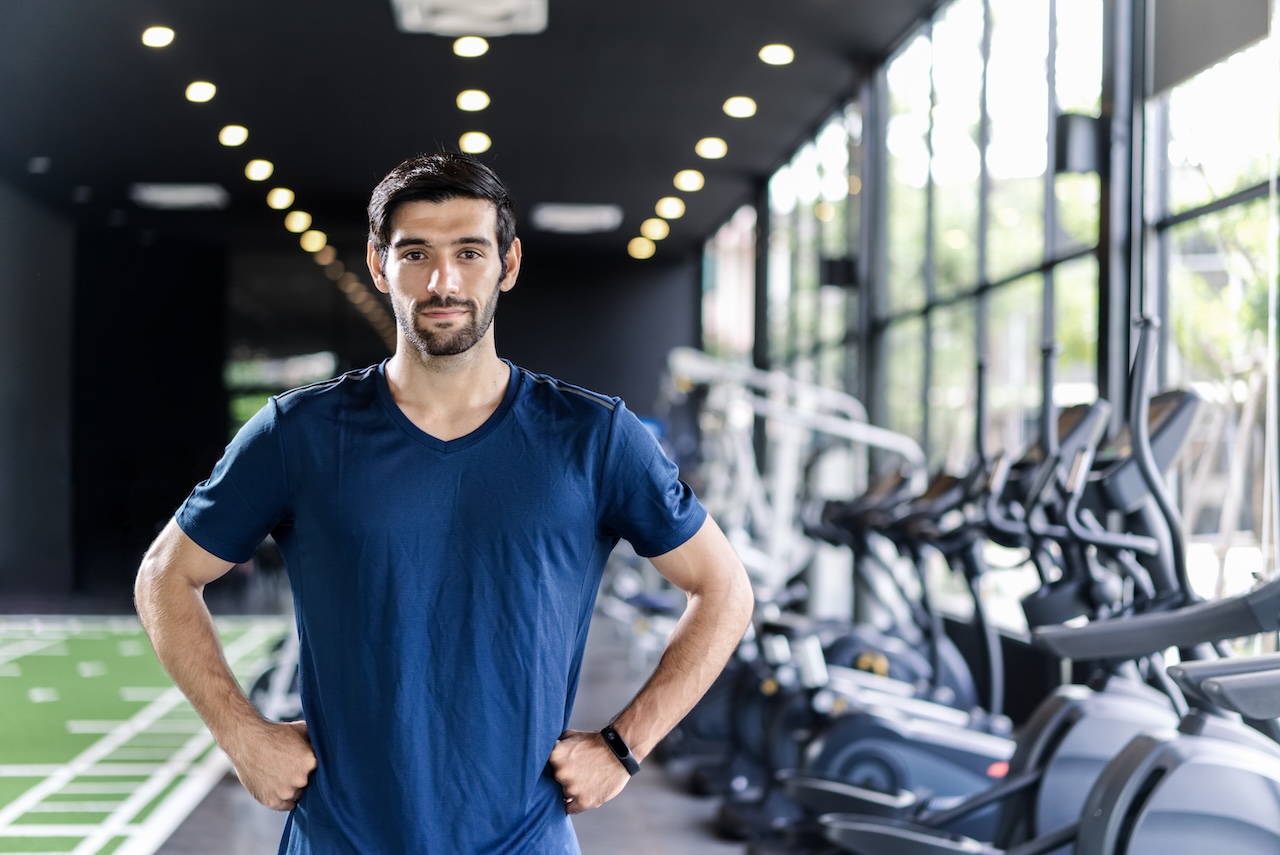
[134,518,316,811]
[549,515,753,812]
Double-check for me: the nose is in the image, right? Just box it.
[427,262,461,296]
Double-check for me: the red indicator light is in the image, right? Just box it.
[987,761,1010,778]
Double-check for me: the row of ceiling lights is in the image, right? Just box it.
[626,42,796,260]
[351,30,795,262]
[141,25,399,349]
[139,29,796,273]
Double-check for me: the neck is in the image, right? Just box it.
[385,335,509,421]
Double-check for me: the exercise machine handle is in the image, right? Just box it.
[1033,575,1280,660]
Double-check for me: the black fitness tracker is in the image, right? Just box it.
[600,724,641,776]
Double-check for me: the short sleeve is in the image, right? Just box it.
[175,398,292,563]
[598,402,706,557]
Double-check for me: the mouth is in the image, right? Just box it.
[418,303,471,320]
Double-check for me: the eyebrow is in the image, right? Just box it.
[391,235,493,250]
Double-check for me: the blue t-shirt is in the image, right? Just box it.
[175,361,706,854]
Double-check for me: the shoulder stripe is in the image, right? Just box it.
[518,368,617,411]
[274,364,376,402]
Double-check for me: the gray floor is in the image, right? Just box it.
[157,617,745,855]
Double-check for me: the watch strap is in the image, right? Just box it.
[600,724,641,775]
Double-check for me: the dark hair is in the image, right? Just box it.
[367,152,517,271]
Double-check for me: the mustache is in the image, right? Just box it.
[414,296,473,311]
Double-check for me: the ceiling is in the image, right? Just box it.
[0,0,940,266]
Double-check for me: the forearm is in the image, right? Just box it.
[135,545,262,750]
[608,561,753,761]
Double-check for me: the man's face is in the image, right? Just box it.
[367,197,520,358]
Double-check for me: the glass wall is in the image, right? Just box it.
[702,205,757,361]
[700,0,1278,624]
[876,0,1104,472]
[766,109,863,390]
[1150,28,1279,599]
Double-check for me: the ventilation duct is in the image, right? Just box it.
[388,0,547,36]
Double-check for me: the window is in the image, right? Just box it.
[1151,19,1279,599]
[702,206,757,360]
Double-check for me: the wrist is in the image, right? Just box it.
[600,724,641,775]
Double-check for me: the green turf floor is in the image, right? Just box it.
[0,616,287,855]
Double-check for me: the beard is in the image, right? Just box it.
[393,279,502,357]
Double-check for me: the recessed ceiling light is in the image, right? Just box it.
[759,44,794,65]
[141,27,174,48]
[325,261,346,280]
[695,137,728,159]
[219,125,248,146]
[185,81,216,103]
[245,159,274,181]
[27,156,51,174]
[529,203,624,234]
[284,210,312,233]
[128,183,229,210]
[266,187,295,209]
[453,36,489,57]
[459,131,491,153]
[640,218,670,240]
[628,237,656,260]
[300,230,328,253]
[674,169,705,192]
[655,197,685,219]
[315,246,338,265]
[456,89,490,111]
[723,96,757,118]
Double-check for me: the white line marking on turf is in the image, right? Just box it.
[28,644,70,656]
[117,640,145,657]
[66,721,203,735]
[78,765,166,776]
[105,749,182,761]
[0,686,187,827]
[0,824,140,836]
[0,638,67,666]
[0,623,277,844]
[108,748,230,855]
[119,688,168,703]
[70,713,219,853]
[26,801,124,813]
[58,783,146,795]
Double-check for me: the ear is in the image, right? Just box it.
[366,241,390,294]
[499,237,522,293]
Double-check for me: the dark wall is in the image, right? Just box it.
[63,239,703,601]
[0,181,74,600]
[72,233,230,600]
[498,249,702,418]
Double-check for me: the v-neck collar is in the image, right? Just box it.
[375,359,519,452]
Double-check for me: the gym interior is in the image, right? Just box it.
[2,0,1279,852]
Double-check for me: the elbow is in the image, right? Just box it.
[134,554,161,622]
[732,561,754,632]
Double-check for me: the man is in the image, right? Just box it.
[134,151,754,854]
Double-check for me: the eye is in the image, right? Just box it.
[459,249,482,260]
[403,250,425,261]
